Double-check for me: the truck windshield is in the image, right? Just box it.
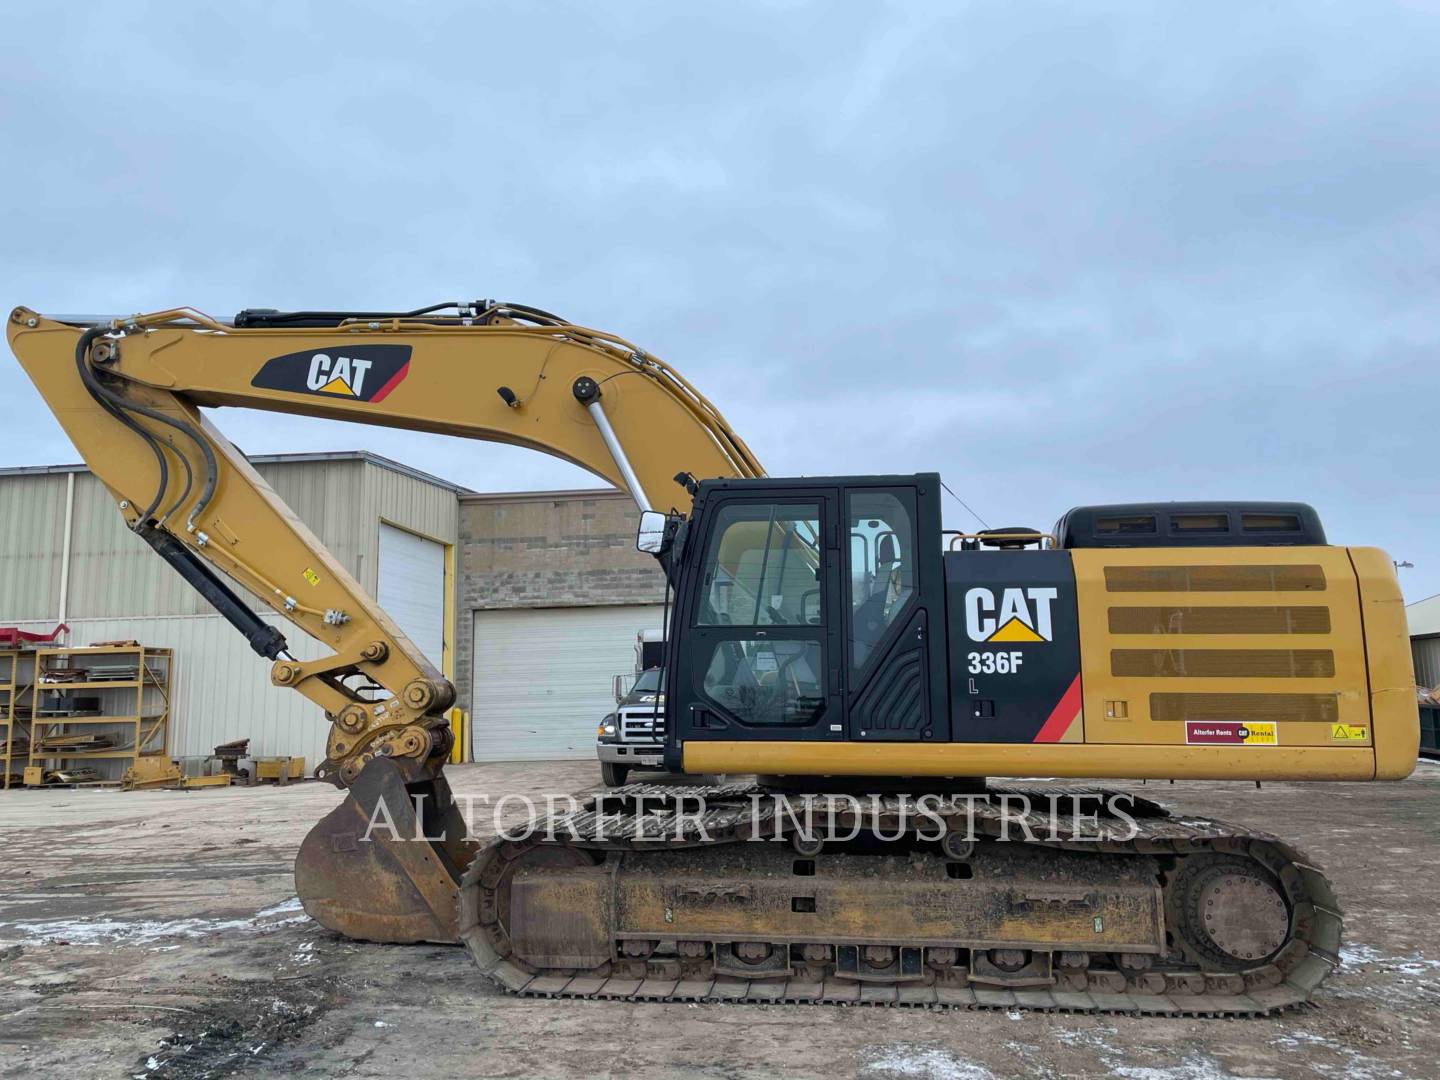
[632,668,664,693]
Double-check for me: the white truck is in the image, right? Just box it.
[595,629,665,786]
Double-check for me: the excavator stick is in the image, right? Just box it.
[295,756,477,944]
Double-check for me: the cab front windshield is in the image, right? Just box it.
[632,668,665,694]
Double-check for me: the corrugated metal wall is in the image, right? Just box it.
[0,460,385,620]
[0,474,70,620]
[0,457,458,619]
[63,459,377,619]
[0,455,459,768]
[67,471,215,618]
[1415,637,1440,689]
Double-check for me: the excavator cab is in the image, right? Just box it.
[656,474,951,768]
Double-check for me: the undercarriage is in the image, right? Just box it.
[457,782,1341,1015]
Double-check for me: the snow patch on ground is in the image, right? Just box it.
[1054,1024,1118,1052]
[1335,941,1440,1011]
[1268,1031,1409,1080]
[0,896,309,946]
[857,1043,998,1080]
[1342,943,1440,975]
[255,897,304,918]
[860,1041,1288,1080]
[1055,1023,1292,1080]
[1110,1060,1278,1080]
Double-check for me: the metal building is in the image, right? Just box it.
[0,453,666,772]
[1409,593,1440,688]
[0,452,461,773]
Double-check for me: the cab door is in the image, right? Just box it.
[843,483,949,742]
[673,490,846,744]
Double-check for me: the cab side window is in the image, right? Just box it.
[696,503,822,627]
[694,501,827,726]
[847,491,916,669]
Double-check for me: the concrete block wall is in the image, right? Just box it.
[454,489,666,712]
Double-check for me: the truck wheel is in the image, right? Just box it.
[601,762,630,787]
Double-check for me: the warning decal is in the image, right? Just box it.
[1330,723,1369,742]
[1184,721,1278,746]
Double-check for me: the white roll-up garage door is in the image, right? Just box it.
[377,523,447,669]
[471,604,666,761]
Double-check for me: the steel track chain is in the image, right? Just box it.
[458,783,1342,1015]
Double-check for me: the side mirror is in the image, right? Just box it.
[636,510,670,554]
[613,673,635,703]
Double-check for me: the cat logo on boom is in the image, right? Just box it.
[964,587,1058,644]
[306,353,373,397]
[250,344,413,403]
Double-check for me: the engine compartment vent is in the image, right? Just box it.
[1056,502,1325,549]
[1111,649,1337,679]
[1103,565,1327,593]
[1107,606,1332,634]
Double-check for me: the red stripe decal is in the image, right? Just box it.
[1033,674,1082,743]
[368,360,410,403]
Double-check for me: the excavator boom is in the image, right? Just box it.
[6,301,760,942]
[7,303,759,780]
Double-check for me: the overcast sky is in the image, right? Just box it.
[1,2,1436,601]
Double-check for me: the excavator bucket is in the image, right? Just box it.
[294,757,477,944]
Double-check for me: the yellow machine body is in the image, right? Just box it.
[684,545,1417,780]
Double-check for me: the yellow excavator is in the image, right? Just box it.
[6,301,1417,1015]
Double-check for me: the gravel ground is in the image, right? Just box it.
[1,758,1438,1079]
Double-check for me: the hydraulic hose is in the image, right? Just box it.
[74,323,218,529]
[74,326,171,523]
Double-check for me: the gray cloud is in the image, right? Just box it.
[1,1,1435,598]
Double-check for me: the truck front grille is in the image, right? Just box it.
[619,708,664,744]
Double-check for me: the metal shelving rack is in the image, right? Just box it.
[0,649,36,789]
[26,645,172,785]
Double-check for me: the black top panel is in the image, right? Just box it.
[1054,501,1326,548]
[695,474,939,496]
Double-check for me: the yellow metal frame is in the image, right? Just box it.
[0,650,33,789]
[26,645,172,784]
